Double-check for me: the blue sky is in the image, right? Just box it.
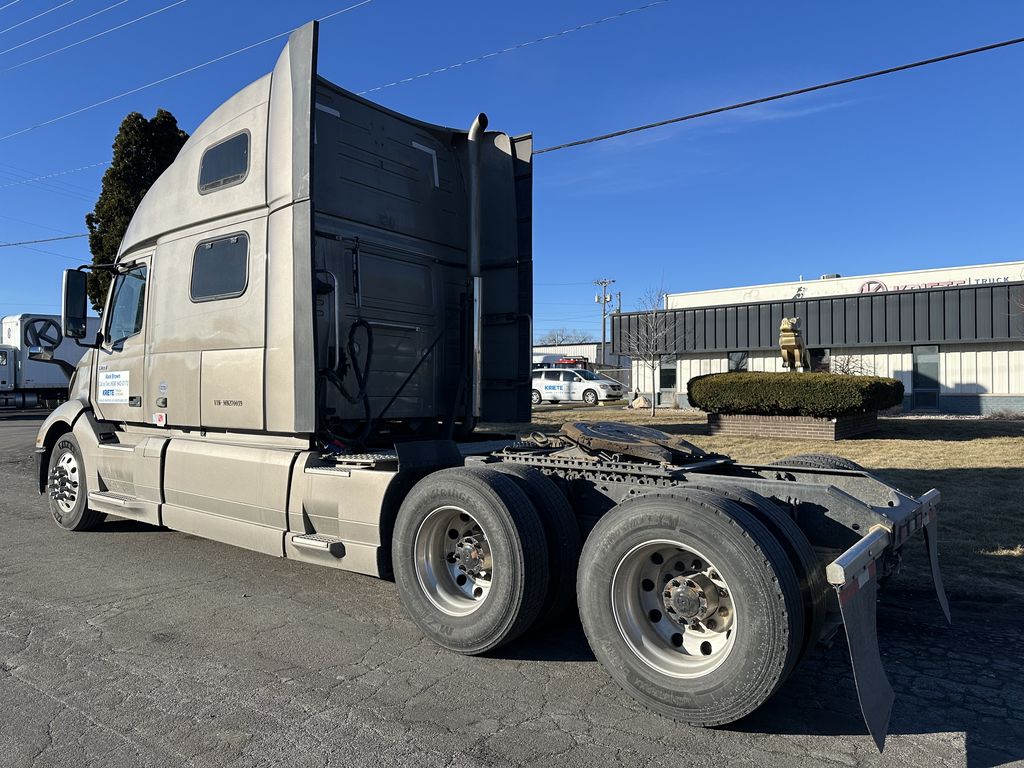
[1,0,1022,340]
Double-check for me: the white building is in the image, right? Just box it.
[613,260,1024,414]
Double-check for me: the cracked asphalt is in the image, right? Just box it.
[1,413,1022,767]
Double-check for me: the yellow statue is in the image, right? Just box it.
[779,317,810,372]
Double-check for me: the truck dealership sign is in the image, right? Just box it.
[667,260,1024,309]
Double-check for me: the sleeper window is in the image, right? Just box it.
[198,132,249,193]
[191,234,248,302]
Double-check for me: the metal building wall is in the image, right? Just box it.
[613,281,1024,354]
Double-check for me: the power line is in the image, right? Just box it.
[0,212,82,235]
[0,0,24,12]
[1,0,188,74]
[0,161,107,189]
[0,0,128,57]
[0,233,88,247]
[0,0,375,141]
[359,0,669,95]
[0,0,75,37]
[536,34,1024,154]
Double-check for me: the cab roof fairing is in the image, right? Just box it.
[115,22,323,261]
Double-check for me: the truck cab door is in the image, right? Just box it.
[0,347,12,392]
[93,258,150,424]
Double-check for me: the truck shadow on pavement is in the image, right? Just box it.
[731,591,1024,767]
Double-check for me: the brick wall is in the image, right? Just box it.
[706,412,878,440]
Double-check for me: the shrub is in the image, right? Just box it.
[687,372,904,418]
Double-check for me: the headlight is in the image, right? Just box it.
[599,384,610,389]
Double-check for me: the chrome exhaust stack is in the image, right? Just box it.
[467,112,488,420]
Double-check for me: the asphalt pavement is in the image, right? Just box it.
[0,413,1021,767]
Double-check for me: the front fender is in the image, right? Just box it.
[35,400,86,493]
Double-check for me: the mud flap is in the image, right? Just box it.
[919,491,952,624]
[834,561,893,752]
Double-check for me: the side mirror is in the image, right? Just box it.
[61,270,89,340]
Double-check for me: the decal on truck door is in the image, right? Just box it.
[97,371,130,404]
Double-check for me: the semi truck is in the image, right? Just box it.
[1,313,99,409]
[34,22,949,750]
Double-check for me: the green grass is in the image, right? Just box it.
[492,407,1024,598]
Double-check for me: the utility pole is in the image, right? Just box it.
[594,278,616,367]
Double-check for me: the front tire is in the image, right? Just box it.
[393,467,549,655]
[47,433,102,531]
[582,389,598,406]
[577,490,804,726]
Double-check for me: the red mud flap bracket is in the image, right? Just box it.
[825,488,949,752]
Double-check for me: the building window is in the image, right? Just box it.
[659,365,677,389]
[198,132,249,193]
[809,348,830,372]
[191,234,249,302]
[728,351,748,371]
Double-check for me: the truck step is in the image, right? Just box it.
[87,491,161,526]
[89,491,136,506]
[290,533,345,557]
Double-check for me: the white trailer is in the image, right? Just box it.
[0,314,99,409]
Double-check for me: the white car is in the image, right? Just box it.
[531,368,625,406]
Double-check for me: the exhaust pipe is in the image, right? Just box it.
[467,112,487,420]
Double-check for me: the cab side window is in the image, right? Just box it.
[191,234,248,302]
[199,132,249,193]
[560,371,575,382]
[106,266,148,345]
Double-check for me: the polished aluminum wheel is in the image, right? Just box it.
[414,505,493,616]
[50,450,80,514]
[611,539,736,678]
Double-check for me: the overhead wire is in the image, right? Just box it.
[0,0,375,141]
[358,0,670,95]
[1,0,188,74]
[0,0,128,57]
[0,0,24,13]
[0,161,107,189]
[535,34,1024,154]
[0,0,75,37]
[0,233,88,247]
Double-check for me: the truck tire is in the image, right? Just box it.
[582,389,598,406]
[531,389,542,406]
[774,453,864,472]
[487,463,582,628]
[393,467,549,655]
[47,433,103,531]
[684,486,826,664]
[577,490,804,726]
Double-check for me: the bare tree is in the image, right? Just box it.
[537,328,595,345]
[829,354,875,376]
[617,287,672,416]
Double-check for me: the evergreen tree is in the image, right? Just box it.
[84,109,188,310]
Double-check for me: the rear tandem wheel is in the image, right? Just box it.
[576,489,805,726]
[392,467,550,655]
